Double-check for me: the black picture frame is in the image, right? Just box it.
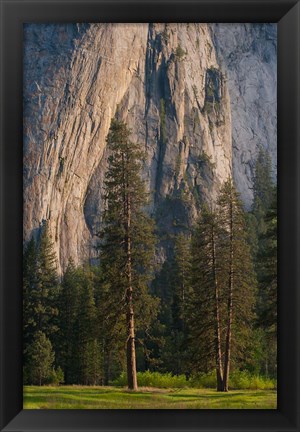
[0,0,299,431]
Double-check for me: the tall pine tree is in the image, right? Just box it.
[247,148,274,256]
[247,149,277,377]
[76,266,99,385]
[170,233,191,375]
[187,179,256,391]
[35,222,60,337]
[217,179,256,391]
[99,119,157,390]
[257,188,277,334]
[23,223,60,384]
[56,260,81,383]
[187,206,224,390]
[23,237,38,384]
[27,330,55,386]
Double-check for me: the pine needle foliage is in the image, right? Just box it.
[187,178,256,391]
[99,119,158,390]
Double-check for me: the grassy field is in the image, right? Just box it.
[23,386,277,409]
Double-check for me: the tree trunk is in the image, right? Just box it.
[211,225,224,391]
[125,193,138,391]
[223,290,233,391]
[126,293,137,390]
[265,358,269,377]
[223,200,234,392]
[103,348,110,386]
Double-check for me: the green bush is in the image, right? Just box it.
[47,367,65,386]
[197,151,216,169]
[190,370,276,390]
[111,370,277,390]
[190,371,216,389]
[175,45,186,60]
[111,371,188,389]
[229,370,276,390]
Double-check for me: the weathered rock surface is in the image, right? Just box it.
[211,23,277,207]
[23,23,276,272]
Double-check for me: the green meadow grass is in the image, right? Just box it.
[23,386,277,409]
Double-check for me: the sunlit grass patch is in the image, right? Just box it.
[23,386,277,409]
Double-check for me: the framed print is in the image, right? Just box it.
[0,0,299,431]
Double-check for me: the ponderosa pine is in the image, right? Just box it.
[187,179,256,391]
[217,179,256,391]
[187,205,224,390]
[99,119,157,390]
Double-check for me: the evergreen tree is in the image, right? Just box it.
[84,339,102,385]
[23,237,38,383]
[147,233,192,376]
[35,223,60,337]
[257,188,277,335]
[23,224,60,384]
[217,178,256,391]
[252,148,274,221]
[173,233,191,327]
[56,260,81,383]
[247,149,277,377]
[76,266,99,385]
[58,263,104,385]
[27,330,55,386]
[148,260,175,373]
[187,179,256,391]
[187,205,225,389]
[248,148,274,255]
[95,275,125,385]
[170,233,191,375]
[99,119,158,390]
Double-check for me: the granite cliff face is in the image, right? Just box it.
[212,23,277,206]
[23,23,276,272]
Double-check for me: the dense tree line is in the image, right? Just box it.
[23,122,277,391]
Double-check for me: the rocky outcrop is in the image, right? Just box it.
[211,23,277,207]
[24,23,149,270]
[84,23,232,263]
[23,23,276,272]
[24,23,232,272]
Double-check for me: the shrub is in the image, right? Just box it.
[190,371,216,389]
[197,151,216,169]
[190,370,277,390]
[229,370,276,390]
[111,371,188,389]
[111,370,277,390]
[47,366,65,386]
[175,45,186,61]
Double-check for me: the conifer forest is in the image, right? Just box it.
[23,23,277,408]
